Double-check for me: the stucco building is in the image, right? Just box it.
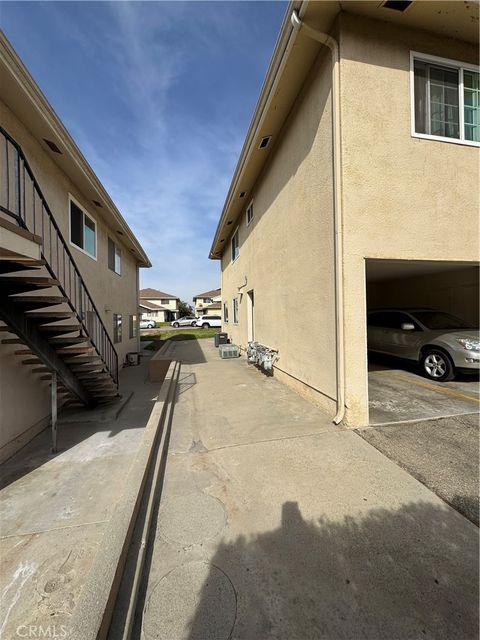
[193,288,221,316]
[139,288,179,322]
[0,33,150,461]
[210,0,479,427]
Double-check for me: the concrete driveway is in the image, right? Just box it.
[128,340,478,640]
[358,413,479,526]
[368,354,479,424]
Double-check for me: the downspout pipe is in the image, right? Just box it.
[291,10,345,424]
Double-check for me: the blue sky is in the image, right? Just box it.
[2,1,286,302]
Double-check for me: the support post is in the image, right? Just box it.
[51,371,58,453]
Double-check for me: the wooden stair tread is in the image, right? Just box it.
[66,357,102,364]
[77,372,110,380]
[32,367,49,373]
[38,325,80,333]
[12,296,68,308]
[26,311,75,319]
[21,358,42,365]
[0,260,46,274]
[14,350,33,355]
[48,336,87,345]
[56,346,95,354]
[1,338,23,344]
[0,276,60,285]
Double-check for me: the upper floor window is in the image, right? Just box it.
[223,302,229,323]
[160,299,171,305]
[108,237,121,274]
[231,228,239,262]
[246,201,254,226]
[70,198,96,258]
[411,52,479,146]
[203,297,213,304]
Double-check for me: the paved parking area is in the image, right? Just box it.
[368,355,479,424]
[357,413,479,525]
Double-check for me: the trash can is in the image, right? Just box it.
[215,332,228,347]
[127,352,139,366]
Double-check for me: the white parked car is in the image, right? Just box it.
[195,315,222,328]
[171,316,198,328]
[140,319,155,329]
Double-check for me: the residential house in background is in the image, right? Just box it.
[139,288,179,322]
[0,33,150,462]
[193,287,221,316]
[210,0,479,427]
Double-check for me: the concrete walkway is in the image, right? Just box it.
[0,355,160,639]
[132,340,479,640]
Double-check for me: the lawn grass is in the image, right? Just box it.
[141,328,219,351]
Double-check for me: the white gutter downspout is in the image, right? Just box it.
[291,10,345,424]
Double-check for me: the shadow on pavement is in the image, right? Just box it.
[186,501,478,640]
[172,339,209,365]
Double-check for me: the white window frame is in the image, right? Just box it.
[232,297,239,324]
[108,237,122,275]
[69,194,97,260]
[246,200,254,227]
[231,227,240,263]
[410,51,480,148]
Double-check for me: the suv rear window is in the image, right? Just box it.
[368,311,420,329]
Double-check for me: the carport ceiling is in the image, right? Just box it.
[366,260,478,282]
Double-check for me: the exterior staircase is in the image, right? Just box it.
[0,126,119,408]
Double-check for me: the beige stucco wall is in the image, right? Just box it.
[0,98,141,457]
[339,14,480,425]
[220,47,337,415]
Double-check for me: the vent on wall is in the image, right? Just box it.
[92,200,103,208]
[381,0,413,12]
[43,139,62,154]
[239,191,247,198]
[258,136,271,149]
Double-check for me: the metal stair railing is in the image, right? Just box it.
[0,125,118,386]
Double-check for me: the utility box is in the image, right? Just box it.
[219,344,240,359]
[214,332,228,347]
[127,352,139,366]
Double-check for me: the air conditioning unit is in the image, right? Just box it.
[219,344,240,359]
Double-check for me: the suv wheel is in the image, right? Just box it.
[173,322,179,328]
[202,323,210,329]
[191,321,197,326]
[148,323,154,329]
[421,349,455,382]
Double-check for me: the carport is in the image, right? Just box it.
[365,260,480,425]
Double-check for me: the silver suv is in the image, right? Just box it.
[367,309,479,381]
